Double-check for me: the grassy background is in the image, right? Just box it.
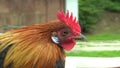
[66,50,120,57]
[87,12,120,41]
[87,33,120,41]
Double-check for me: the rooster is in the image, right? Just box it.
[0,11,83,68]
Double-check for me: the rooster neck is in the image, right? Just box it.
[0,20,67,68]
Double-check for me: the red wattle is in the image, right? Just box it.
[61,39,76,51]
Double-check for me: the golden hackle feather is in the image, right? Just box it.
[0,20,66,68]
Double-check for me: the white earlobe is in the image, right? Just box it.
[51,36,60,44]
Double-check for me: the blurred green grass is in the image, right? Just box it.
[87,33,120,41]
[66,50,120,57]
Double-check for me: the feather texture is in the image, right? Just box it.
[0,21,66,68]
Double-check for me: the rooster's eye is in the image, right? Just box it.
[62,31,69,36]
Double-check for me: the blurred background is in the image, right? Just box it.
[0,0,65,32]
[78,0,120,41]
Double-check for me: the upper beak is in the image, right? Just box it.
[74,33,87,41]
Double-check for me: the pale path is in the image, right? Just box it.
[76,41,120,46]
[65,57,120,68]
[75,47,120,51]
[72,41,120,51]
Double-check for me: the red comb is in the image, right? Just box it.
[57,11,81,35]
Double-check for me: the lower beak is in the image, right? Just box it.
[74,33,87,41]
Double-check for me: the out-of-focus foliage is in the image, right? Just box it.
[105,0,120,12]
[78,0,120,33]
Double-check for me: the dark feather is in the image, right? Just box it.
[0,44,12,68]
[54,58,65,68]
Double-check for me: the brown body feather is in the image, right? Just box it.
[0,20,67,68]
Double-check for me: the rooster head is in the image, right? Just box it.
[51,11,82,51]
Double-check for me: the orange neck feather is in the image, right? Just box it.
[0,21,66,68]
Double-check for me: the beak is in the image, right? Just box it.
[74,33,87,41]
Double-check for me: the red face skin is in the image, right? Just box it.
[61,37,76,51]
[57,28,77,51]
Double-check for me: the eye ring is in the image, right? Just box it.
[63,31,68,34]
[62,31,69,36]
